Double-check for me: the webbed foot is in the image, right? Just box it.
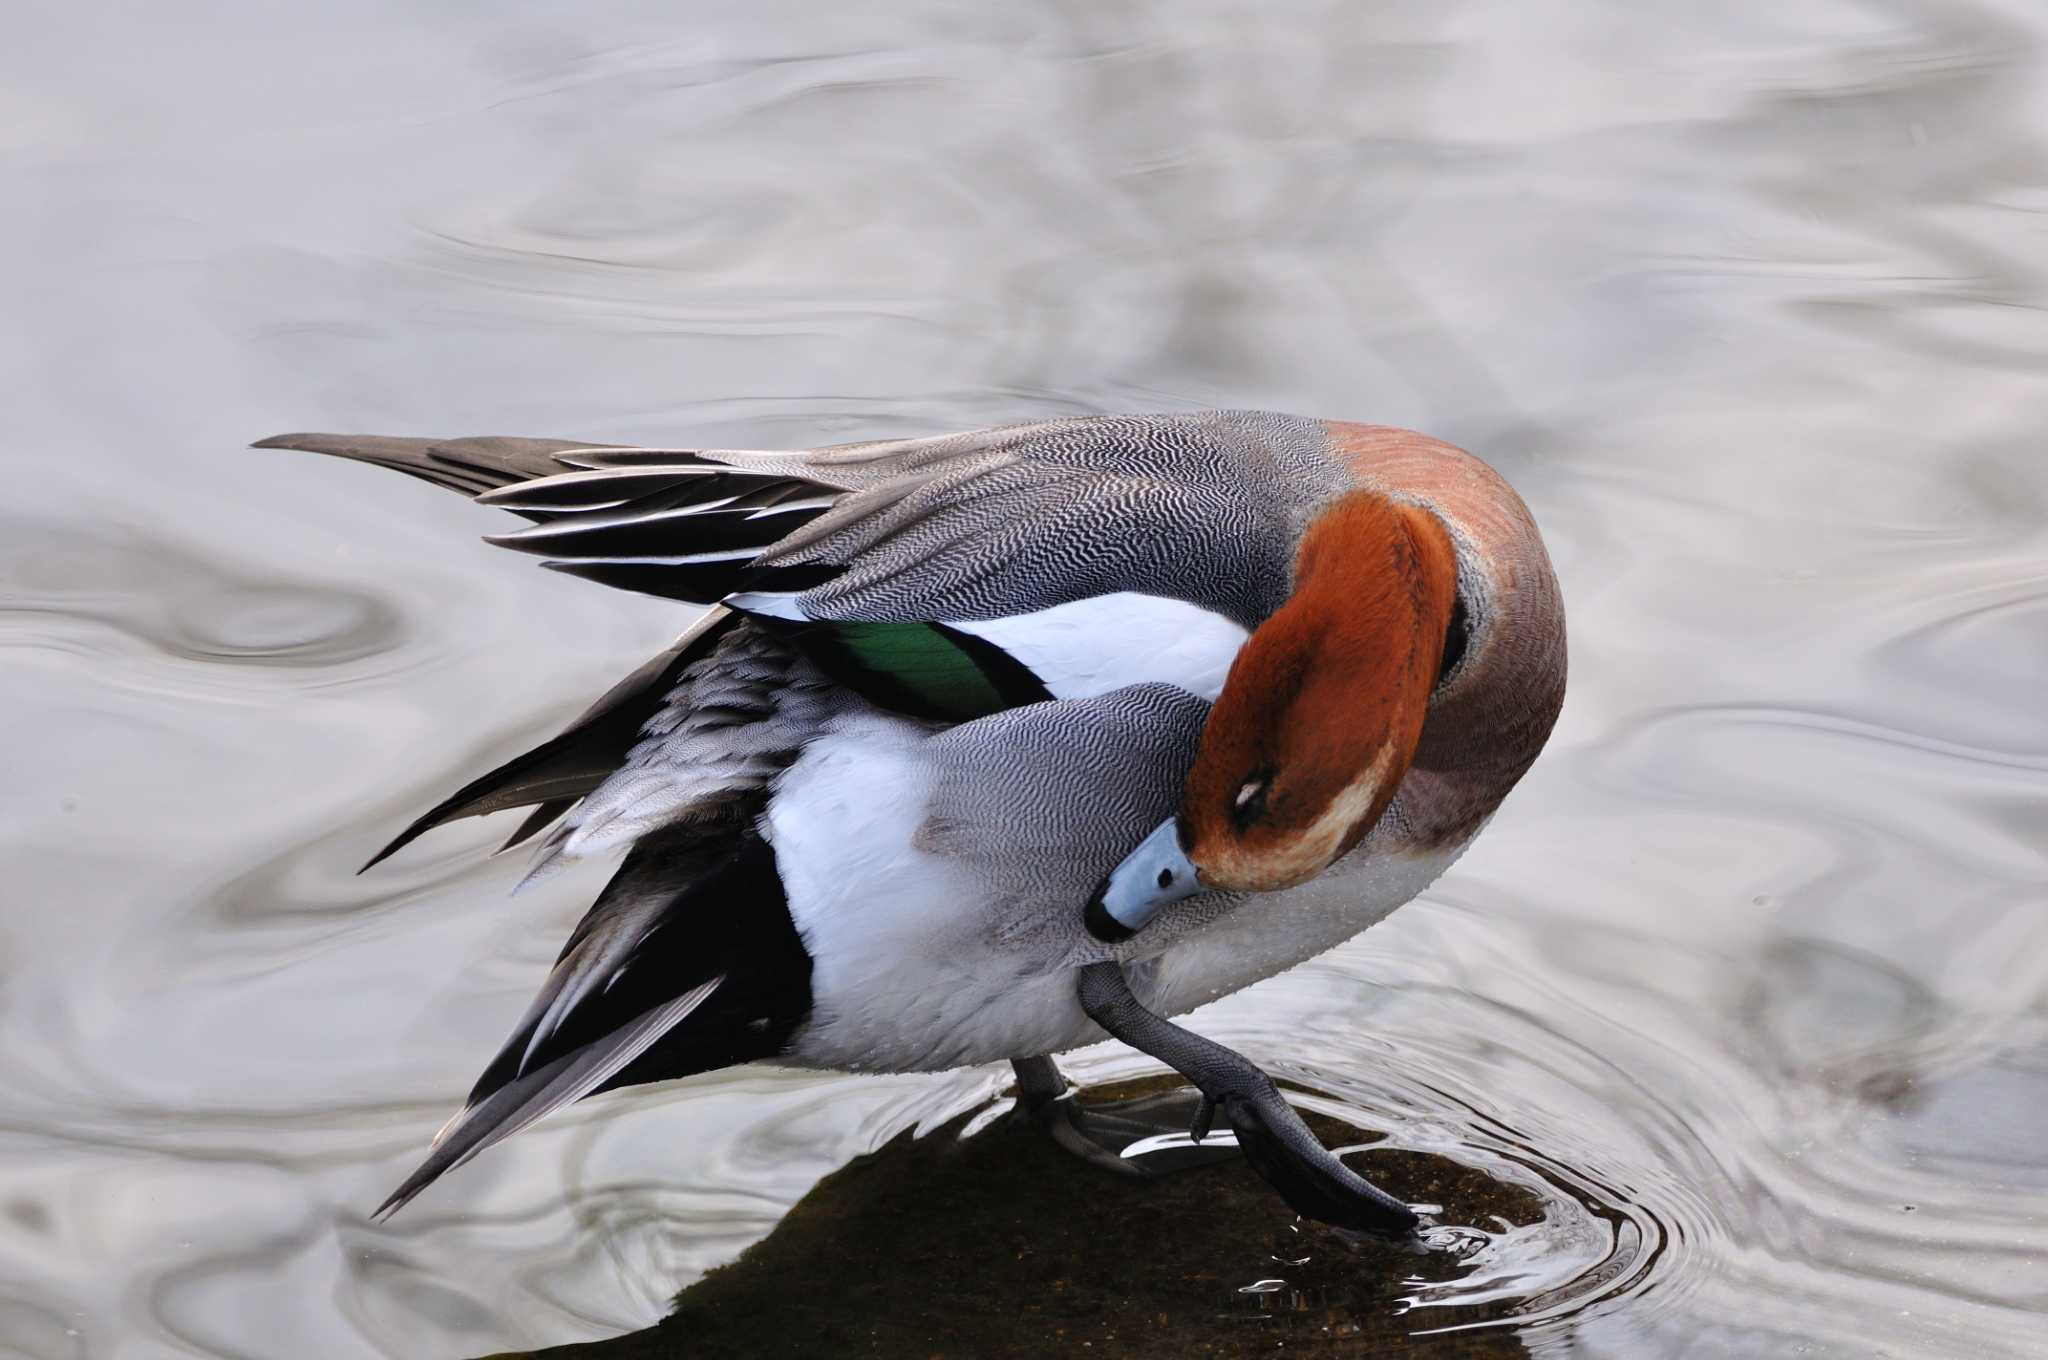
[1074,961,1420,1236]
[1190,1051,1417,1233]
[1010,1056,1243,1177]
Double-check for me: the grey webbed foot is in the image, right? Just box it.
[1186,1045,1418,1234]
[1009,1056,1243,1177]
[1073,961,1420,1236]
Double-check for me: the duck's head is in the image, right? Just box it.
[1086,490,1461,942]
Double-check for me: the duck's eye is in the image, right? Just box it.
[1437,591,1469,685]
[1232,776,1270,827]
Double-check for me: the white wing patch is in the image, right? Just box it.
[725,589,1248,703]
[949,592,1248,703]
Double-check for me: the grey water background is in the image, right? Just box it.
[3,0,2045,1355]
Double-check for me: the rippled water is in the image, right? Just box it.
[4,1,2046,1355]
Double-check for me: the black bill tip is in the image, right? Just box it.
[1084,879,1135,944]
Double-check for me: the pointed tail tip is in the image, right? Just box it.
[371,1181,430,1223]
[358,823,430,875]
[371,1169,426,1221]
[250,432,325,451]
[356,844,398,875]
[372,1152,452,1223]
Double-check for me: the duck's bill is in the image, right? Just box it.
[1084,818,1204,943]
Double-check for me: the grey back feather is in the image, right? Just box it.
[424,411,1350,624]
[748,411,1349,627]
[267,414,1356,630]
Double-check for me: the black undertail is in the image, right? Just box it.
[376,827,812,1217]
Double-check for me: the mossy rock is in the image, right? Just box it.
[490,1081,1540,1359]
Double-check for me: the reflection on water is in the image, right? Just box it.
[4,0,2046,1355]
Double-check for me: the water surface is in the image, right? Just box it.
[3,1,2046,1355]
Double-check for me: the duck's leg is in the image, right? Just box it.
[1010,1055,1244,1177]
[1075,961,1419,1235]
[1011,1056,1141,1177]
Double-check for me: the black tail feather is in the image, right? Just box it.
[377,831,809,1216]
[496,799,575,854]
[252,432,607,502]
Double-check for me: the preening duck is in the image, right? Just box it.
[257,410,1565,1232]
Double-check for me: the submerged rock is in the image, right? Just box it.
[490,1081,1540,1358]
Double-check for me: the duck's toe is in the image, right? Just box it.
[1209,1080,1420,1236]
[1021,1085,1245,1177]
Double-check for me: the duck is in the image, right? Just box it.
[256,409,1566,1233]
